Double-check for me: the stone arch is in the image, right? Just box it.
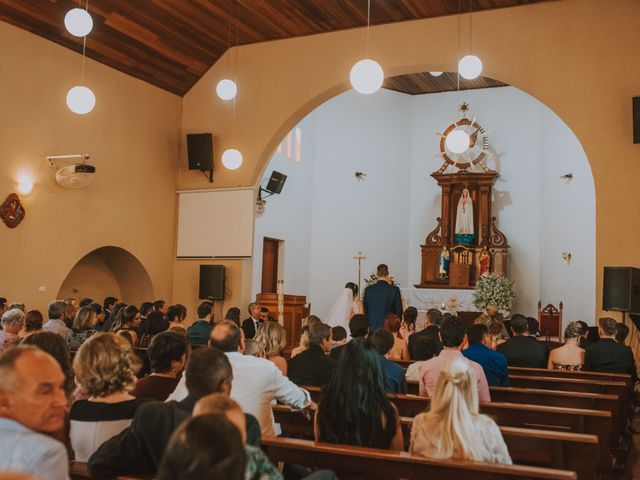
[57,246,154,305]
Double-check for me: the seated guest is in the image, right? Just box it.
[88,348,260,479]
[259,307,272,322]
[138,311,169,348]
[241,303,263,340]
[193,394,282,480]
[254,320,287,375]
[22,331,75,398]
[186,301,214,345]
[0,309,24,351]
[409,308,443,359]
[165,305,183,330]
[70,333,152,462]
[290,315,321,358]
[616,322,630,344]
[43,300,70,338]
[90,303,106,331]
[63,302,77,329]
[419,316,490,401]
[410,357,512,464]
[153,300,168,315]
[527,317,540,337]
[585,317,638,382]
[406,336,439,382]
[110,304,142,346]
[0,297,6,317]
[157,414,246,480]
[399,306,417,340]
[330,314,368,361]
[224,307,241,326]
[176,304,188,323]
[7,302,26,312]
[316,338,403,450]
[548,321,585,371]
[330,326,348,350]
[496,314,548,368]
[371,328,408,394]
[67,305,98,350]
[19,309,44,339]
[102,301,123,332]
[0,347,69,479]
[383,314,410,360]
[288,322,336,387]
[132,331,188,401]
[243,339,262,357]
[463,324,509,386]
[576,320,592,349]
[475,306,507,349]
[80,297,93,308]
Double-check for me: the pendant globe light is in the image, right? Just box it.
[350,0,383,95]
[222,1,243,170]
[216,0,238,101]
[66,0,95,115]
[458,0,482,80]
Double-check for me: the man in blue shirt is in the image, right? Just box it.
[0,346,70,479]
[371,328,408,394]
[187,301,214,345]
[463,323,510,387]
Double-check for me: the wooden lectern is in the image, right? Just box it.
[256,293,309,350]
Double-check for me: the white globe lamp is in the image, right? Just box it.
[216,79,237,101]
[458,54,483,80]
[66,86,96,115]
[429,71,443,77]
[349,59,384,95]
[222,149,243,170]
[64,8,93,37]
[445,129,470,154]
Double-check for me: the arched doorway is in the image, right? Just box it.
[57,246,154,305]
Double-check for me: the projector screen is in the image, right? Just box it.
[176,188,255,258]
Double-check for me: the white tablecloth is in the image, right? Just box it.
[400,287,477,329]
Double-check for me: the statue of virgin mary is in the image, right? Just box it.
[454,188,476,245]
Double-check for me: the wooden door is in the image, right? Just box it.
[261,237,279,293]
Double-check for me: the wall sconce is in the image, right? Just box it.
[562,252,572,265]
[560,173,573,184]
[16,173,34,195]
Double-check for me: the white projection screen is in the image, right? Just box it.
[176,188,255,258]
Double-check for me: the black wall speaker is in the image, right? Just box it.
[266,170,287,194]
[187,133,213,170]
[603,266,640,313]
[199,265,225,300]
[634,97,640,144]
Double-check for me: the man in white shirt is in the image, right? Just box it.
[0,346,70,479]
[43,300,70,338]
[168,321,313,436]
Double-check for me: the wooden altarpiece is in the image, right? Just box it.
[415,171,509,289]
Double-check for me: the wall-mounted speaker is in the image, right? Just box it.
[633,97,640,144]
[603,266,640,313]
[187,133,213,170]
[199,264,225,300]
[266,170,287,194]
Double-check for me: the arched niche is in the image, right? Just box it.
[57,246,154,305]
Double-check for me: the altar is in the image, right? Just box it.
[401,287,476,329]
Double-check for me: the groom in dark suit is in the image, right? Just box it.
[364,264,403,331]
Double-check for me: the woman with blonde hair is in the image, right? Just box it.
[290,315,321,358]
[67,305,98,350]
[254,320,287,375]
[547,321,585,371]
[69,333,152,461]
[475,306,506,349]
[410,357,512,463]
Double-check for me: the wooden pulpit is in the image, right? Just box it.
[256,293,309,350]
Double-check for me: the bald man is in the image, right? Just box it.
[0,346,69,479]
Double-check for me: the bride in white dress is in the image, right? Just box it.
[326,282,363,333]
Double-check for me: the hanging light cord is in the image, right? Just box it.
[456,0,461,111]
[469,0,473,54]
[225,0,233,77]
[231,1,241,143]
[366,0,371,57]
[80,0,89,85]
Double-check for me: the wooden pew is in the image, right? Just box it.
[508,367,632,390]
[261,436,578,480]
[70,461,151,479]
[272,406,597,480]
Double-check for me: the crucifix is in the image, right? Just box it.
[353,251,366,298]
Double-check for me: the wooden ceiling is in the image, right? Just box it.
[384,72,507,95]
[0,0,549,96]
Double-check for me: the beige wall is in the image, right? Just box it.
[178,0,640,320]
[58,251,123,303]
[0,22,181,313]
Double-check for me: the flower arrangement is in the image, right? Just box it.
[364,273,399,288]
[473,273,515,313]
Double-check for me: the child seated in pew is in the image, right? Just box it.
[410,357,512,464]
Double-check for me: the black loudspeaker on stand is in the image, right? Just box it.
[199,265,225,300]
